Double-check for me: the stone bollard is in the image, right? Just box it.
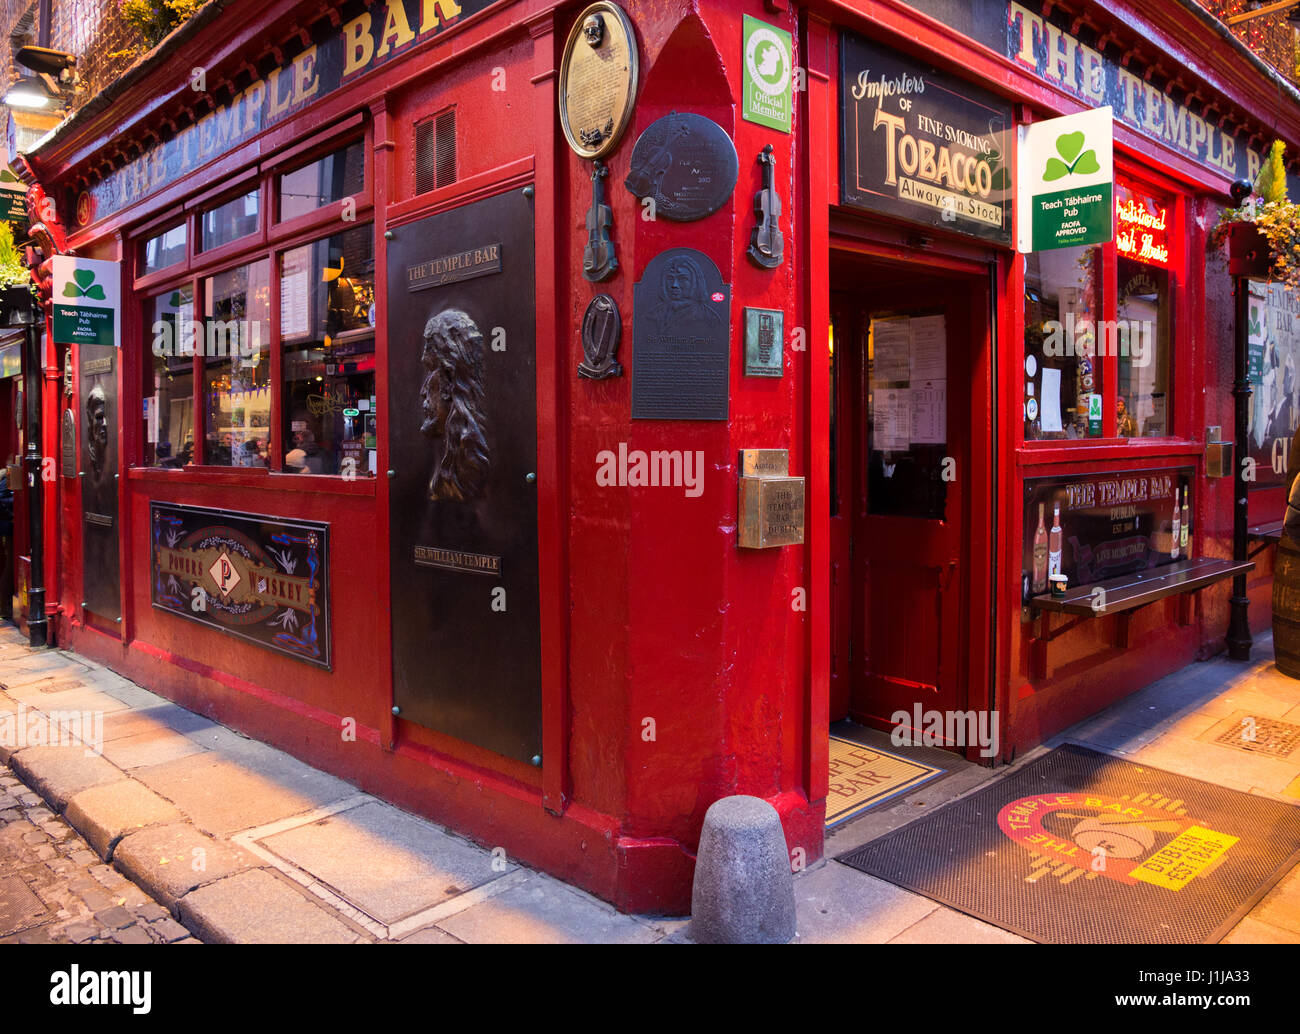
[690,795,796,944]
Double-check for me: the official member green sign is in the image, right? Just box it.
[742,15,792,133]
[1017,107,1114,253]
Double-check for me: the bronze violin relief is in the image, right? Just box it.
[747,144,784,270]
[583,160,618,283]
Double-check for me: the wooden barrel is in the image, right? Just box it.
[1273,478,1300,678]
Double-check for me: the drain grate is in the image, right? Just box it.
[0,875,47,937]
[1212,715,1300,758]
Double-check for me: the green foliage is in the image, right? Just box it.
[1208,139,1300,286]
[1254,140,1289,204]
[120,0,207,54]
[0,222,32,291]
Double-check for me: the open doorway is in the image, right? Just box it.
[826,246,995,812]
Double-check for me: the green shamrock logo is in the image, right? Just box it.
[62,268,106,300]
[1043,130,1100,181]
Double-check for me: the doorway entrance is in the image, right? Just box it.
[828,248,992,755]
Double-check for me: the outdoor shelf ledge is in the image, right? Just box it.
[1031,557,1256,617]
[1248,520,1284,542]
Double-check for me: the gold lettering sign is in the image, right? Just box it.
[558,2,639,159]
[414,545,503,576]
[407,244,502,291]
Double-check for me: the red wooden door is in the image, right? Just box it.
[844,275,976,742]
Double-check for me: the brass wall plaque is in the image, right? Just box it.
[559,3,639,160]
[740,448,788,477]
[739,476,805,549]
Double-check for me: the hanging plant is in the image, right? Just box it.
[1210,140,1300,284]
[0,221,36,326]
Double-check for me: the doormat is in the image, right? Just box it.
[837,743,1300,943]
[826,736,945,828]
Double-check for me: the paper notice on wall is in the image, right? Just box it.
[909,315,946,382]
[1040,367,1063,433]
[911,380,946,444]
[874,388,911,451]
[872,318,911,383]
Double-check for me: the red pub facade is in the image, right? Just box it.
[10,0,1298,913]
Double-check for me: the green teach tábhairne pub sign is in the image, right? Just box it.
[52,256,121,347]
[0,165,26,228]
[1017,107,1114,253]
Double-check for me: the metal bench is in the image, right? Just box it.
[1028,557,1255,679]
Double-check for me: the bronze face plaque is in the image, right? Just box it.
[624,112,739,222]
[387,189,542,764]
[739,476,805,548]
[559,2,639,160]
[632,247,730,419]
[579,293,623,379]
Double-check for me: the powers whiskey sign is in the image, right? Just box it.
[150,502,331,669]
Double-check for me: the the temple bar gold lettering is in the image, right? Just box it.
[407,244,503,292]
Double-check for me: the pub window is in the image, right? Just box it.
[202,260,271,466]
[279,223,376,476]
[1023,244,1101,440]
[143,286,195,467]
[200,189,260,252]
[1115,181,1173,437]
[140,223,186,275]
[277,139,365,223]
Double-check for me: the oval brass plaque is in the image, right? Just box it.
[558,2,639,160]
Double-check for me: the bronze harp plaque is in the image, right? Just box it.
[558,2,639,160]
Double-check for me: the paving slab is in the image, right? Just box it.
[178,868,363,944]
[132,749,355,837]
[257,800,508,925]
[1221,916,1300,944]
[64,780,184,859]
[886,906,1030,944]
[436,872,660,945]
[790,862,938,944]
[9,746,125,811]
[101,728,208,770]
[114,822,259,913]
[398,925,462,944]
[91,705,217,745]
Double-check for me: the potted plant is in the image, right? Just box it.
[1211,140,1300,282]
[0,221,36,326]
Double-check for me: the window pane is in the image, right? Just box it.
[1023,245,1101,440]
[1115,183,1174,438]
[144,286,194,467]
[278,140,365,222]
[141,224,186,275]
[203,261,271,466]
[200,190,259,251]
[1117,258,1172,437]
[280,224,376,476]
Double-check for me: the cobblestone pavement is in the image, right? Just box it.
[0,761,199,943]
